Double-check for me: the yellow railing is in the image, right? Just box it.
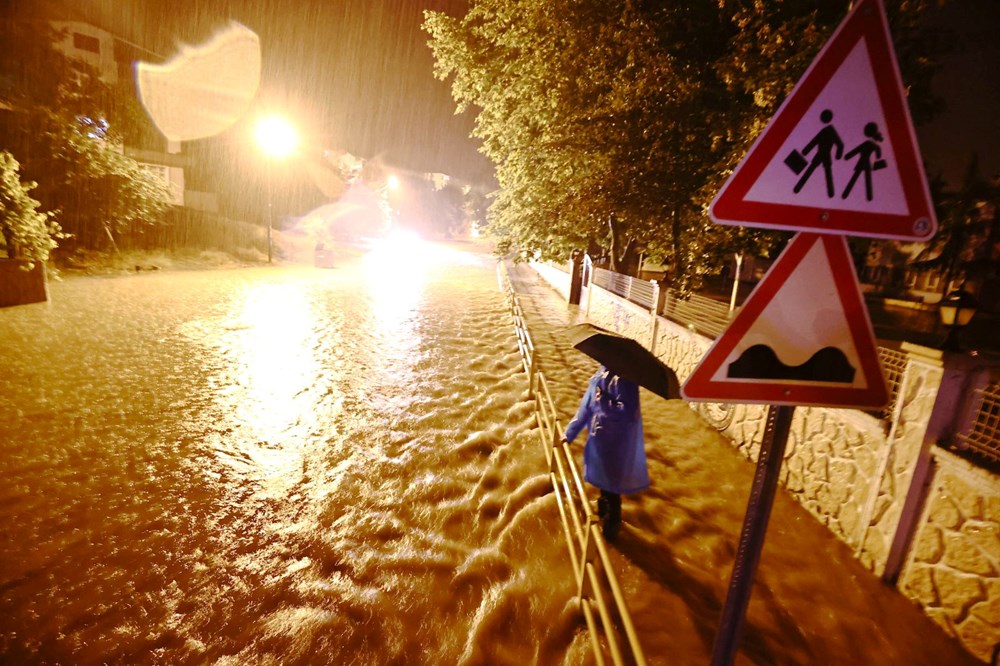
[498,262,648,666]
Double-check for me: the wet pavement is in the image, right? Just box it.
[0,245,982,665]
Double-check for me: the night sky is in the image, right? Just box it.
[914,0,1000,187]
[33,0,1000,191]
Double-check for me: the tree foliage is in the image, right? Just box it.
[0,15,171,254]
[0,151,62,267]
[914,154,1000,291]
[425,0,944,291]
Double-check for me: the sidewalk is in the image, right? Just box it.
[504,261,980,665]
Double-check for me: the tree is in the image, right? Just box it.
[425,0,944,292]
[0,151,62,268]
[0,14,171,254]
[911,154,1000,295]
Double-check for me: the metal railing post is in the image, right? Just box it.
[528,352,536,397]
[649,279,660,355]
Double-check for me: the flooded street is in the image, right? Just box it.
[0,242,577,664]
[0,242,980,665]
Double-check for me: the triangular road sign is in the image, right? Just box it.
[710,0,936,241]
[682,233,888,408]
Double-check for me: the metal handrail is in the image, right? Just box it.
[498,262,648,666]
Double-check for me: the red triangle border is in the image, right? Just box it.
[681,233,889,409]
[710,0,936,241]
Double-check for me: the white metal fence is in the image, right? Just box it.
[499,262,648,666]
[955,380,1000,467]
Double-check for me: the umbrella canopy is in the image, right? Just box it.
[568,323,681,401]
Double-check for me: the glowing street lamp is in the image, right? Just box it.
[255,115,298,159]
[938,287,979,352]
[254,114,299,262]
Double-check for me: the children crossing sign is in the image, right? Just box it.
[710,0,937,241]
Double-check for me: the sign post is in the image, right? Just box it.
[679,0,939,661]
[710,404,795,666]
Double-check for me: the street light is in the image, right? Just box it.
[254,114,299,262]
[938,287,979,351]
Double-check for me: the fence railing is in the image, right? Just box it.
[955,381,1000,467]
[591,267,658,311]
[499,262,648,666]
[661,292,734,339]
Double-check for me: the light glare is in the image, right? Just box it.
[255,115,299,158]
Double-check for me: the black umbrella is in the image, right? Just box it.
[567,323,681,400]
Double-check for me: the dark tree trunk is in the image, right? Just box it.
[607,213,640,276]
[669,208,682,287]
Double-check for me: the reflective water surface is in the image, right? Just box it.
[1,243,982,666]
[0,244,576,664]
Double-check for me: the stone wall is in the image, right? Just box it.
[530,263,1000,661]
[900,449,1000,662]
[857,348,945,576]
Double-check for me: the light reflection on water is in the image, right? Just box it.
[213,283,323,491]
[0,249,574,665]
[360,232,428,390]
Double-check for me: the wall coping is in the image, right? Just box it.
[931,446,1000,493]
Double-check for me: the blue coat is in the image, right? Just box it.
[564,367,649,494]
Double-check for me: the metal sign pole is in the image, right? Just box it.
[710,404,795,666]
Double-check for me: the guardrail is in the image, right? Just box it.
[498,262,648,666]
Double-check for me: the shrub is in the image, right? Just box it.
[0,150,62,268]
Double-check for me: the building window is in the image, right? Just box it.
[72,32,100,55]
[141,163,169,185]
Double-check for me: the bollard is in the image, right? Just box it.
[568,249,585,305]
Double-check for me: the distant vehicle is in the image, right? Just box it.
[314,241,335,268]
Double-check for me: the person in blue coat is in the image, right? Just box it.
[561,365,648,541]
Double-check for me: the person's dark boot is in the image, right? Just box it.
[601,492,621,541]
[602,514,621,541]
[597,496,609,520]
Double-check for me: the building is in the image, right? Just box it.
[49,19,202,211]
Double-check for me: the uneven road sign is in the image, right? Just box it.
[681,232,888,409]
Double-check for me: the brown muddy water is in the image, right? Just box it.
[0,242,583,665]
[0,241,981,665]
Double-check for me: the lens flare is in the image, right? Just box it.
[136,22,260,142]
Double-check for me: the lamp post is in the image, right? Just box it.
[938,287,979,351]
[254,114,299,263]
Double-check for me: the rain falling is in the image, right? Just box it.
[0,1,994,664]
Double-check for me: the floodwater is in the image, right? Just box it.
[0,241,979,665]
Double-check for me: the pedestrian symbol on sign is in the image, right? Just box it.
[841,122,887,201]
[785,111,888,203]
[788,109,844,198]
